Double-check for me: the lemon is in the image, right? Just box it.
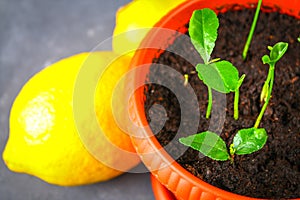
[2,52,140,186]
[113,0,186,56]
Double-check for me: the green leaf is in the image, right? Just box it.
[196,61,239,93]
[189,9,219,63]
[232,128,268,155]
[179,131,229,161]
[298,36,300,42]
[270,42,288,61]
[267,46,273,51]
[263,42,288,65]
[262,55,271,64]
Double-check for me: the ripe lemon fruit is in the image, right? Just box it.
[113,0,186,56]
[2,52,140,186]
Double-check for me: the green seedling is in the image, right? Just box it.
[255,42,288,128]
[242,0,263,60]
[297,35,300,42]
[181,9,288,162]
[189,8,245,119]
[180,128,267,161]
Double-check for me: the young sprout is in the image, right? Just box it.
[254,42,288,128]
[242,0,263,60]
[189,8,245,119]
[180,41,288,162]
[184,74,189,86]
[298,35,300,42]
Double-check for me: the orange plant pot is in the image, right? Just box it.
[128,0,300,199]
[151,174,177,200]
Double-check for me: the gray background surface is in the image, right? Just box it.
[0,1,155,199]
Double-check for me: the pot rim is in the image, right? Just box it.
[151,174,177,200]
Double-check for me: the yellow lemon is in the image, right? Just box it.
[2,52,140,186]
[113,0,186,56]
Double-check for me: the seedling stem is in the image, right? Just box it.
[254,67,274,128]
[242,0,263,60]
[207,86,213,118]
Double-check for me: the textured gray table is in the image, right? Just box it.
[0,1,154,199]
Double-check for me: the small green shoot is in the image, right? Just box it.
[254,42,288,128]
[189,9,245,119]
[184,74,189,86]
[297,35,300,42]
[242,0,263,60]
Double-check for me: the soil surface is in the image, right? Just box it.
[144,8,300,199]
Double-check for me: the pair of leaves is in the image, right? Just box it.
[189,9,244,94]
[262,42,289,66]
[179,128,267,161]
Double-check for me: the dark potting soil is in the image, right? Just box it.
[144,8,300,199]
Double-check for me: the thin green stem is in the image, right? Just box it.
[208,58,221,64]
[254,65,274,128]
[234,89,239,120]
[242,0,263,60]
[265,66,273,85]
[234,74,245,120]
[260,66,273,101]
[206,86,213,118]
